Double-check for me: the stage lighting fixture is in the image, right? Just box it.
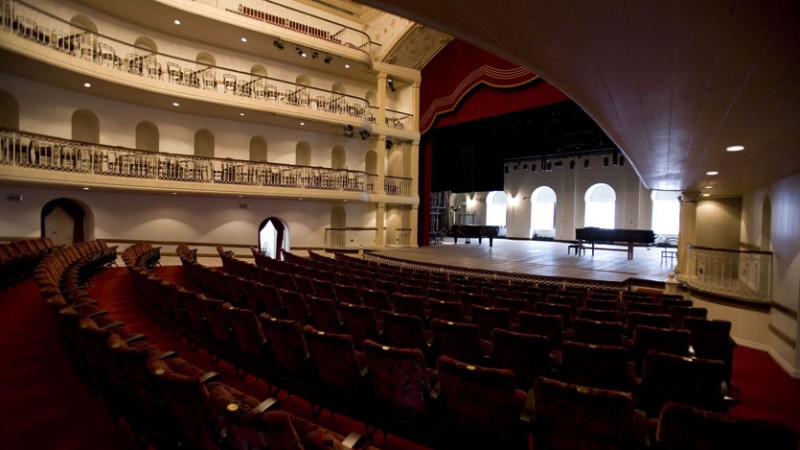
[343,125,354,137]
[323,54,333,64]
[569,159,576,170]
[311,51,319,59]
[584,159,590,169]
[603,156,609,167]
[387,77,396,92]
[295,46,306,57]
[385,140,393,149]
[359,129,371,140]
[273,39,284,50]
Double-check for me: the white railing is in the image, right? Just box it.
[396,228,412,246]
[0,129,373,192]
[385,175,412,196]
[324,228,377,249]
[196,0,376,55]
[0,0,377,121]
[682,245,772,302]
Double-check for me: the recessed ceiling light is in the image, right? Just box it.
[239,112,245,116]
[704,185,714,189]
[172,192,178,195]
[706,170,719,176]
[82,187,90,190]
[172,102,180,107]
[344,64,350,69]
[83,82,91,88]
[241,37,247,43]
[702,193,711,197]
[173,19,181,25]
[299,122,305,126]
[238,195,243,198]
[726,145,745,152]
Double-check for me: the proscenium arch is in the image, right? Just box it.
[258,216,290,260]
[0,89,19,130]
[40,198,95,245]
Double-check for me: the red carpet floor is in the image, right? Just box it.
[2,266,799,449]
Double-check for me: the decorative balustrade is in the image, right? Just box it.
[0,0,384,122]
[395,228,412,246]
[384,175,412,196]
[195,0,376,55]
[324,227,377,249]
[0,129,381,193]
[682,245,772,302]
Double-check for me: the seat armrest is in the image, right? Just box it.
[430,382,441,400]
[158,351,178,360]
[199,371,221,384]
[341,432,365,449]
[100,321,124,330]
[124,334,147,344]
[253,396,279,413]
[633,408,650,448]
[688,344,696,358]
[520,388,535,424]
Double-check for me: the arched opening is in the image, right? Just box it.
[70,15,97,33]
[332,82,345,95]
[249,136,268,161]
[331,146,346,169]
[365,150,378,174]
[134,37,157,52]
[0,90,19,130]
[531,186,556,239]
[365,90,377,106]
[251,65,268,78]
[651,190,680,241]
[761,196,772,251]
[486,191,507,227]
[331,205,346,228]
[196,52,215,66]
[451,192,469,225]
[72,109,99,143]
[295,75,311,87]
[584,183,616,228]
[41,198,95,246]
[258,217,290,260]
[295,141,311,166]
[135,121,159,152]
[194,129,215,158]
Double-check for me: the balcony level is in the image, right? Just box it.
[0,0,419,141]
[0,129,415,203]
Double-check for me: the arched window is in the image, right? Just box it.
[295,141,311,166]
[249,136,268,161]
[531,186,556,237]
[194,129,214,158]
[486,191,507,227]
[0,90,19,130]
[135,121,159,152]
[331,146,346,169]
[651,190,680,237]
[295,75,311,86]
[72,109,99,143]
[584,183,616,228]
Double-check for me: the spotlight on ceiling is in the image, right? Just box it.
[273,39,284,50]
[584,159,590,169]
[522,163,528,170]
[387,77,396,92]
[385,140,393,149]
[603,156,609,167]
[359,129,371,140]
[531,163,537,173]
[323,54,333,64]
[569,159,576,170]
[295,46,306,57]
[311,51,319,59]
[343,125,354,137]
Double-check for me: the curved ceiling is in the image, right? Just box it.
[356,0,800,195]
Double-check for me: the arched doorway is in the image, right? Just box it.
[584,183,616,228]
[486,191,507,227]
[258,217,290,260]
[531,186,556,239]
[41,198,94,246]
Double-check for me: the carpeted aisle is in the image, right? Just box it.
[0,278,137,450]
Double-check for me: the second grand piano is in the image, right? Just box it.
[575,227,656,259]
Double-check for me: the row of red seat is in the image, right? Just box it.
[28,241,376,450]
[0,236,55,287]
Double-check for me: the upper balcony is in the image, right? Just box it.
[0,0,419,140]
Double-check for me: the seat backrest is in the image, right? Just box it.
[625,312,672,335]
[534,302,574,328]
[682,317,733,358]
[470,305,512,340]
[578,307,621,322]
[391,292,428,320]
[638,351,728,416]
[199,298,234,344]
[630,325,691,374]
[430,319,484,364]
[656,402,798,450]
[572,318,625,346]
[339,302,379,348]
[533,377,640,450]
[380,310,428,350]
[224,305,267,358]
[491,328,551,390]
[303,325,363,389]
[306,295,342,333]
[361,288,393,312]
[667,305,707,328]
[518,311,564,347]
[279,289,309,325]
[427,299,466,322]
[363,339,431,419]
[258,314,308,374]
[436,355,527,435]
[560,341,632,392]
[494,296,527,322]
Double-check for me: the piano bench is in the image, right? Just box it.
[567,242,584,256]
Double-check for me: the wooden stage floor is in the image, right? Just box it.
[371,239,675,284]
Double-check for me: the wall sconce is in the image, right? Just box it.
[273,39,284,50]
[387,77,396,92]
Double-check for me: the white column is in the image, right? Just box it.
[676,191,700,275]
[376,73,387,128]
[375,202,386,248]
[411,81,420,131]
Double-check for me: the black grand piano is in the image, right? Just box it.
[574,227,656,260]
[451,225,500,247]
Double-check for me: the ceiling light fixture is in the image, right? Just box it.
[387,77,396,92]
[704,185,714,189]
[273,39,284,50]
[241,37,247,43]
[702,193,711,197]
[83,82,91,88]
[239,113,245,116]
[359,129,371,140]
[324,54,333,64]
[300,122,305,126]
[173,19,181,25]
[344,64,350,69]
[172,102,180,107]
[706,170,719,176]
[311,51,319,59]
[295,46,306,57]
[726,145,745,152]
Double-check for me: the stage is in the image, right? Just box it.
[371,239,674,285]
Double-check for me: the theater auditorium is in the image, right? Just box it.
[1,0,799,448]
